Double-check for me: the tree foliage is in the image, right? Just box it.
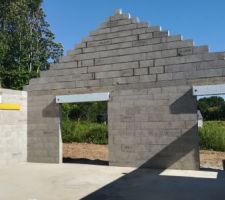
[198,96,225,120]
[62,102,107,122]
[0,0,63,89]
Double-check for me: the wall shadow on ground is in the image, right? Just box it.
[81,126,224,200]
[81,167,225,200]
[63,157,109,166]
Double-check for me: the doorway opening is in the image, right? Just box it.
[193,84,225,170]
[57,93,109,165]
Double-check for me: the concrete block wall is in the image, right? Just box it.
[108,85,199,169]
[25,9,225,169]
[0,89,27,168]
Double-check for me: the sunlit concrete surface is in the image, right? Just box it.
[0,163,224,200]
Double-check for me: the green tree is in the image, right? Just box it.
[62,102,107,122]
[0,0,63,89]
[198,96,225,120]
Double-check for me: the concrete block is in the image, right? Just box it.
[88,61,138,73]
[84,41,133,53]
[110,13,131,21]
[193,45,209,54]
[165,63,196,73]
[92,30,132,41]
[112,35,138,44]
[140,60,154,68]
[132,28,148,35]
[104,19,132,28]
[95,71,120,79]
[82,59,94,67]
[146,49,177,60]
[87,80,100,87]
[150,66,164,74]
[178,47,193,56]
[113,76,140,85]
[172,72,187,80]
[196,60,225,70]
[153,31,169,38]
[111,23,137,33]
[137,22,150,28]
[139,33,153,40]
[41,67,88,77]
[140,75,156,82]
[133,38,161,47]
[121,144,135,152]
[87,39,112,47]
[161,35,182,42]
[120,69,133,77]
[188,68,224,79]
[95,53,146,66]
[155,53,223,66]
[75,80,88,88]
[157,73,173,81]
[99,78,113,86]
[132,26,160,35]
[134,68,148,75]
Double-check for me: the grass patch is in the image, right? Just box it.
[199,121,225,151]
[62,120,108,144]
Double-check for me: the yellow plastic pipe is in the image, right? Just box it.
[0,103,21,110]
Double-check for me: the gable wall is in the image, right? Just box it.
[25,10,225,169]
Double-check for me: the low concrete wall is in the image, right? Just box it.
[0,89,27,168]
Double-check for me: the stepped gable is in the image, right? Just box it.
[25,9,225,91]
[25,9,225,169]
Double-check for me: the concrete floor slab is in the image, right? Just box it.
[0,163,224,200]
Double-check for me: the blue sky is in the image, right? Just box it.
[43,0,225,55]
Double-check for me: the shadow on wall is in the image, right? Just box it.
[42,99,59,118]
[141,125,199,169]
[170,89,197,114]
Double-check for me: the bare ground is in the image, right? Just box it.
[200,150,225,170]
[63,143,225,169]
[63,142,108,161]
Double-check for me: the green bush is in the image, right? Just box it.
[199,121,225,151]
[62,120,108,144]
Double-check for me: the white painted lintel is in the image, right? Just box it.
[193,84,225,96]
[56,92,110,103]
